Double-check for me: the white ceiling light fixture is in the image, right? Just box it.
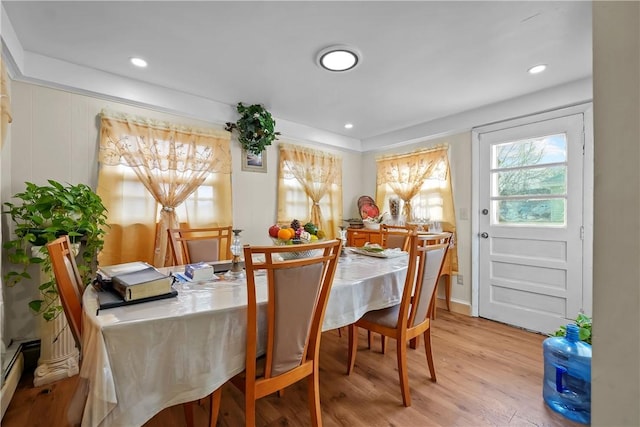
[130,57,148,68]
[528,64,547,74]
[317,45,361,72]
[344,123,354,129]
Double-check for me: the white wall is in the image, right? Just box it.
[0,61,12,353]
[592,2,640,425]
[0,81,362,341]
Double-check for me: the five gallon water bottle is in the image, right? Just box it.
[543,324,592,424]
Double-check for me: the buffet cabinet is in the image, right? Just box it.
[346,227,382,247]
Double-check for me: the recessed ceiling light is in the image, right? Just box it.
[130,57,148,68]
[317,46,360,72]
[344,123,354,129]
[528,64,547,74]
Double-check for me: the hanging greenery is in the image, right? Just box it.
[225,103,280,155]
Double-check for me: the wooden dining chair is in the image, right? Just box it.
[167,226,233,265]
[418,231,454,319]
[369,224,417,353]
[47,235,202,427]
[47,235,84,350]
[217,239,342,427]
[380,224,417,252]
[347,232,451,407]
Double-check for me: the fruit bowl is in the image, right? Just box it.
[271,239,323,260]
[268,219,326,260]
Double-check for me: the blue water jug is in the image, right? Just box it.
[543,324,592,424]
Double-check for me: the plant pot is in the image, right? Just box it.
[363,221,381,230]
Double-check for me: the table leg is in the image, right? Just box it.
[444,273,451,312]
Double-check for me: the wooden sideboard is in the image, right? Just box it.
[346,227,454,313]
[346,227,382,247]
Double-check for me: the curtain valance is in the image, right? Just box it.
[99,109,231,174]
[375,145,447,186]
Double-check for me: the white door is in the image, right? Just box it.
[478,114,585,334]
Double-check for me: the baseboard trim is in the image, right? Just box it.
[436,297,472,316]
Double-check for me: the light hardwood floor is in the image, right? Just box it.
[2,311,579,426]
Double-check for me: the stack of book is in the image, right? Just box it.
[184,262,215,281]
[97,261,175,304]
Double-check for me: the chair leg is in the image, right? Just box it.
[409,336,419,349]
[396,338,411,407]
[308,367,322,427]
[347,324,358,374]
[424,328,437,382]
[367,330,372,349]
[245,393,256,427]
[209,388,222,427]
[183,401,195,427]
[381,335,387,354]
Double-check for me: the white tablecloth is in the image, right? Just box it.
[78,252,408,427]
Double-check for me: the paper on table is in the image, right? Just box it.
[172,272,219,283]
[349,247,406,258]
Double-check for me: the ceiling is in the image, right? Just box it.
[2,1,592,145]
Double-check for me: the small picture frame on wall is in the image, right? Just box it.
[241,149,267,173]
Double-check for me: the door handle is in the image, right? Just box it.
[482,209,489,215]
[480,232,489,239]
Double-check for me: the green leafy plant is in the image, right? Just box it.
[551,313,592,344]
[225,102,280,155]
[3,180,108,320]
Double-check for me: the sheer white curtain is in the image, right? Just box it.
[277,143,342,238]
[98,110,232,266]
[376,145,458,272]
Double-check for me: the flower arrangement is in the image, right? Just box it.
[362,212,386,230]
[268,219,326,245]
[225,103,280,155]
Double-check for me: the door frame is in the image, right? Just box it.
[471,103,594,318]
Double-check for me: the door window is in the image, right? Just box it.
[491,134,568,226]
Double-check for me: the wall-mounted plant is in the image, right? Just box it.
[3,180,108,320]
[225,102,280,155]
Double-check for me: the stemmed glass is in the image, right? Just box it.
[338,226,350,260]
[224,229,246,279]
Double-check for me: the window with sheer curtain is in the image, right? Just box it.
[277,143,342,239]
[97,110,232,267]
[376,145,458,271]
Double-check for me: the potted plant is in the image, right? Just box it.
[225,102,280,155]
[551,312,592,344]
[3,180,108,320]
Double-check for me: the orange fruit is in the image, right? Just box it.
[277,228,292,240]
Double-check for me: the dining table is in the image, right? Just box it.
[76,249,409,427]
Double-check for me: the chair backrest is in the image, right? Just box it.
[243,239,342,379]
[400,232,452,329]
[47,235,83,349]
[168,226,233,265]
[381,224,417,252]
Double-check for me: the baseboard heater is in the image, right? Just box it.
[1,340,40,420]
